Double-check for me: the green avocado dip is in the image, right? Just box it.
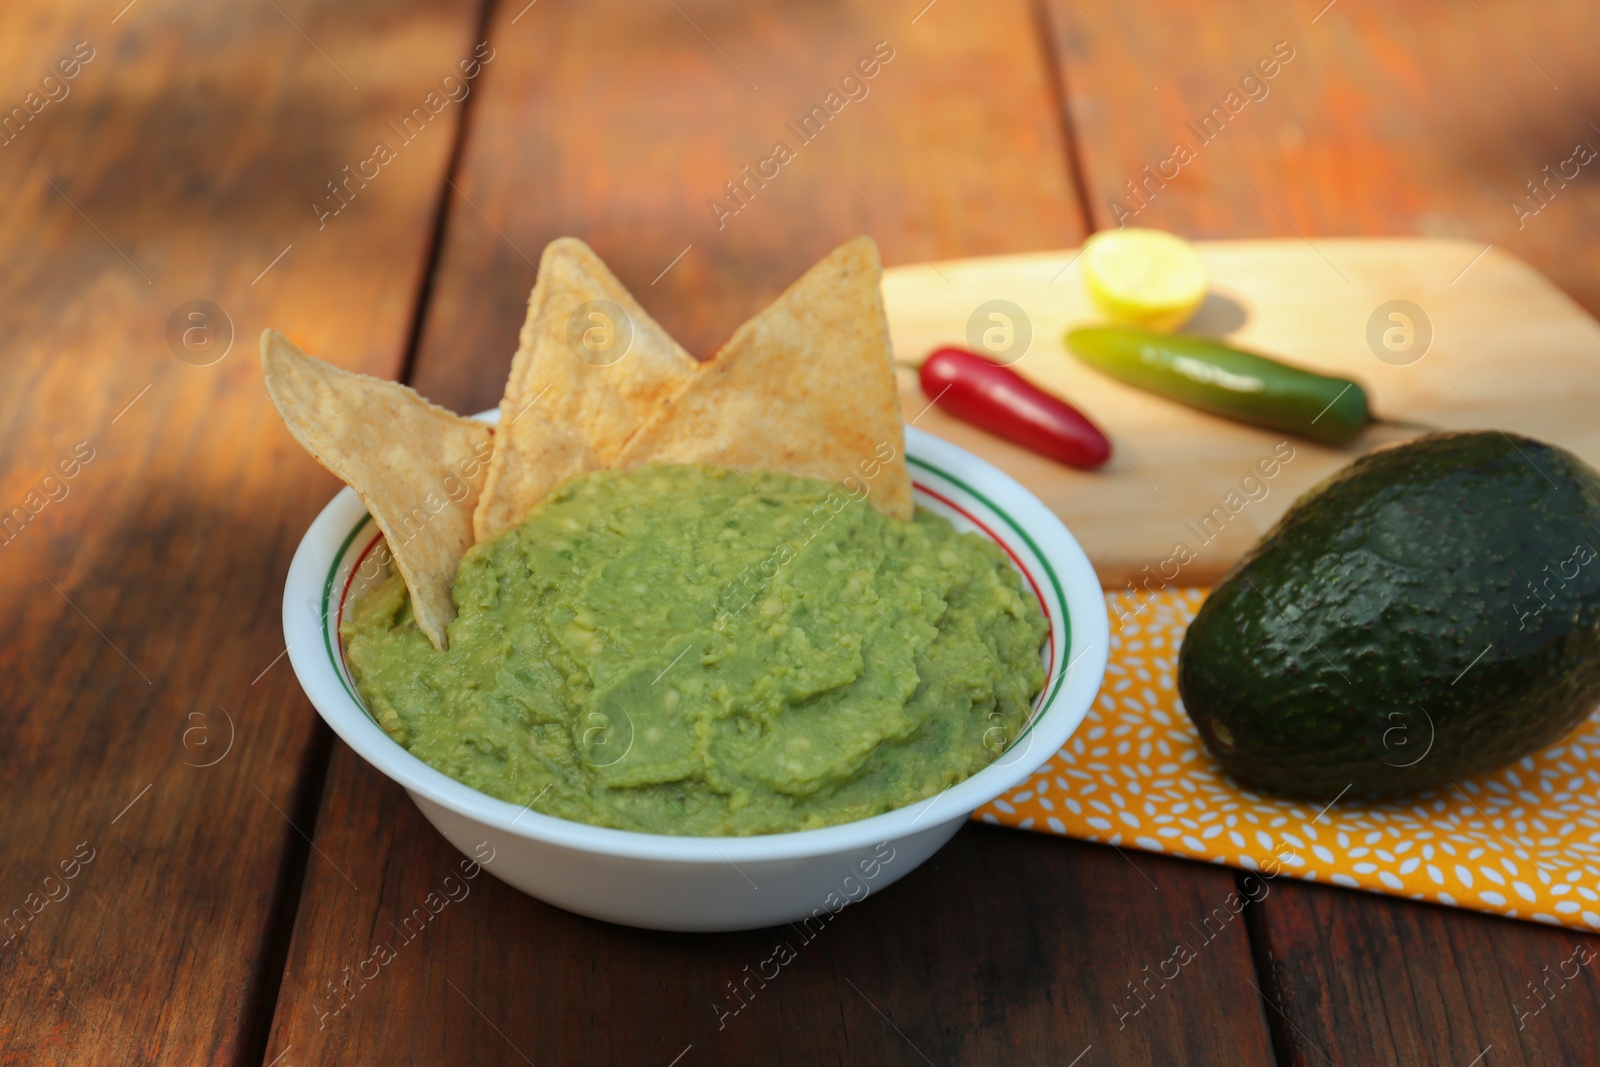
[341,464,1049,836]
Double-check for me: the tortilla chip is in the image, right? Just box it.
[260,329,494,651]
[474,237,698,541]
[471,404,599,544]
[613,235,912,519]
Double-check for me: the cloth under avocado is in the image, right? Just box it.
[342,464,1048,835]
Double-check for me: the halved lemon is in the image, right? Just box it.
[1081,228,1208,333]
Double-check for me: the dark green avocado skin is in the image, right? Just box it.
[1177,432,1600,801]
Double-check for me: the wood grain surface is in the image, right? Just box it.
[263,2,1278,1064]
[407,0,1086,414]
[266,745,1276,1065]
[1249,879,1600,1066]
[6,0,1599,1062]
[884,238,1600,585]
[1042,0,1600,316]
[0,0,486,1062]
[1042,1,1600,1062]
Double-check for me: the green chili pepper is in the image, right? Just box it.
[1065,326,1371,447]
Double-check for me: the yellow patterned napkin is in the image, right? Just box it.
[974,589,1600,930]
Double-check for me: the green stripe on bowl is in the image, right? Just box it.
[321,512,371,708]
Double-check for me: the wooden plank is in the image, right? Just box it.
[1040,1,1600,1061]
[883,239,1600,585]
[264,1,1277,1063]
[1249,880,1600,1066]
[268,747,1277,1065]
[0,0,486,1062]
[1040,0,1600,315]
[407,0,1086,414]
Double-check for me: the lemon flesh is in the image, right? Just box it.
[1081,228,1208,333]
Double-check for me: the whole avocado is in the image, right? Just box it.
[1178,431,1600,801]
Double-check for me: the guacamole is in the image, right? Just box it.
[341,464,1049,836]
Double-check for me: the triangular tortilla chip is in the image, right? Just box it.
[613,235,912,519]
[260,329,494,651]
[474,237,698,541]
[472,402,599,543]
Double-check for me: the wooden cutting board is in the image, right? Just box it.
[883,238,1600,588]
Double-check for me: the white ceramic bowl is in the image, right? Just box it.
[282,423,1109,931]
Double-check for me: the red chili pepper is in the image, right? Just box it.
[919,347,1111,470]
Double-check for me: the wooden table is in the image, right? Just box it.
[4,1,1598,1063]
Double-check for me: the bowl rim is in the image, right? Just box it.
[282,422,1109,865]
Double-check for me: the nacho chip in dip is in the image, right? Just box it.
[613,235,912,520]
[474,237,698,542]
[263,234,913,648]
[260,329,492,650]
